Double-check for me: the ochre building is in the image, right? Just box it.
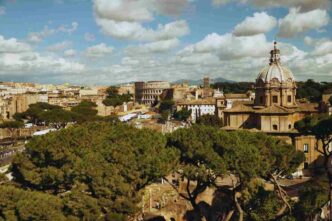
[222,42,323,173]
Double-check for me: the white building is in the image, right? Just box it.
[177,98,216,123]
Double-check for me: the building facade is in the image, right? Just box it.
[222,42,322,171]
[135,81,171,105]
[177,98,216,123]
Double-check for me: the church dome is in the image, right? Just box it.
[257,42,295,83]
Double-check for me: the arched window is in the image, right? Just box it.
[273,124,278,130]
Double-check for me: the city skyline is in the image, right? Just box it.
[0,0,331,85]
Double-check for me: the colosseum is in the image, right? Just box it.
[134,81,171,105]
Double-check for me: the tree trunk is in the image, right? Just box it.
[276,204,287,217]
[324,154,332,220]
[329,184,332,221]
[270,174,291,216]
[223,210,234,221]
[234,192,243,221]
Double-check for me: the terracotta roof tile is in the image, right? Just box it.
[223,103,255,113]
[296,102,319,112]
[255,105,294,114]
[177,98,215,105]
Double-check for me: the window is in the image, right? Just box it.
[304,162,309,169]
[259,96,263,104]
[273,124,278,130]
[303,144,309,153]
[273,96,278,103]
[287,95,292,103]
[288,124,292,129]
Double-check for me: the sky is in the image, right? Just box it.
[0,0,331,85]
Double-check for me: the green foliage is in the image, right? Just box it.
[13,112,25,122]
[100,115,120,124]
[62,187,103,221]
[158,100,175,123]
[159,100,174,112]
[0,185,66,221]
[160,110,170,123]
[102,86,132,107]
[40,109,73,127]
[168,126,304,218]
[211,82,254,93]
[292,177,328,221]
[16,100,120,127]
[0,173,8,184]
[71,101,98,123]
[11,122,178,218]
[0,121,24,129]
[244,186,283,221]
[296,79,332,102]
[167,126,225,207]
[295,114,332,147]
[196,114,223,127]
[173,109,191,121]
[106,86,119,97]
[18,102,65,126]
[103,97,123,107]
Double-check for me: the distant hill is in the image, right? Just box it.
[173,77,234,86]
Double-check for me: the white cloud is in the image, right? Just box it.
[84,33,95,42]
[304,36,330,47]
[93,0,191,22]
[180,33,271,60]
[212,0,331,12]
[27,22,79,43]
[121,57,140,65]
[0,6,6,15]
[278,8,330,38]
[151,0,191,16]
[47,41,72,52]
[233,12,277,36]
[250,0,330,12]
[93,0,153,22]
[93,0,190,41]
[126,38,180,54]
[304,36,314,46]
[64,49,77,57]
[303,36,332,56]
[27,26,56,43]
[58,22,78,34]
[311,40,332,56]
[84,43,114,58]
[142,38,180,52]
[0,35,32,53]
[176,52,220,65]
[0,35,84,80]
[96,18,189,41]
[0,52,84,75]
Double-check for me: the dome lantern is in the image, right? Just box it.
[257,41,295,84]
[269,41,281,65]
[254,42,297,108]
